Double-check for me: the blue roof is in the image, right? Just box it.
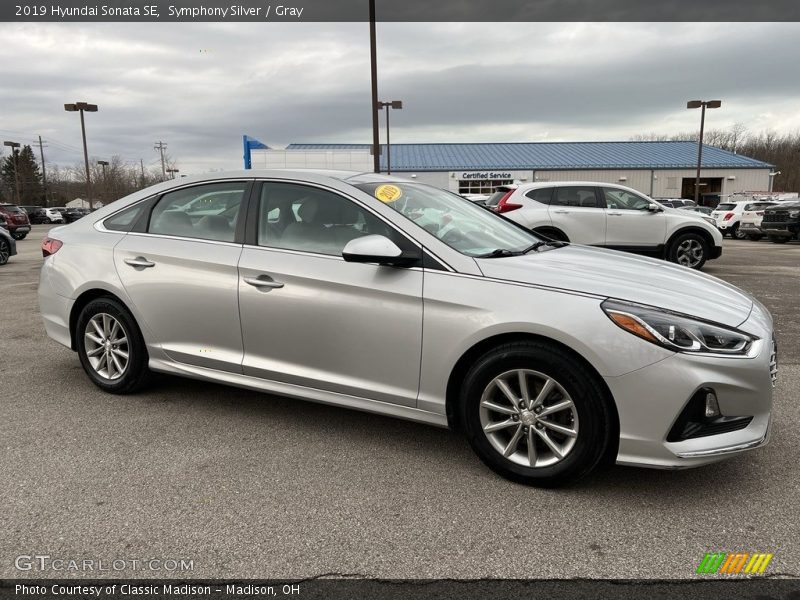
[285,141,772,171]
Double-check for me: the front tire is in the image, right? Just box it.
[667,231,708,270]
[0,239,10,265]
[769,236,789,244]
[459,341,612,487]
[747,234,763,241]
[75,297,152,394]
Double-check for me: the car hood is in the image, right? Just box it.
[476,245,754,327]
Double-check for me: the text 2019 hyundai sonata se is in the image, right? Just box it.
[38,170,776,486]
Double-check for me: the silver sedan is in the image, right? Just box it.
[38,171,775,486]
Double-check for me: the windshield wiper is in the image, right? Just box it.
[475,248,515,258]
[522,240,568,254]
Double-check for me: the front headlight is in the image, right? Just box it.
[702,216,716,226]
[602,300,757,355]
[789,210,800,219]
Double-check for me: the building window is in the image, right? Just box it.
[458,179,513,195]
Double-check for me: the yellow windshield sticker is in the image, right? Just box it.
[375,184,402,203]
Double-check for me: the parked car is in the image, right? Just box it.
[54,207,87,223]
[20,205,65,224]
[681,205,714,216]
[761,201,800,243]
[738,202,778,241]
[484,182,722,269]
[0,224,17,265]
[0,203,32,240]
[655,198,697,209]
[711,201,778,239]
[38,170,774,487]
[462,193,490,206]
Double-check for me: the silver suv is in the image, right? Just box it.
[485,182,723,269]
[38,171,773,486]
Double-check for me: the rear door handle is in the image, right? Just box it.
[607,211,623,216]
[244,276,284,290]
[124,257,155,268]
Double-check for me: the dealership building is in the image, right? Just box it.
[243,137,775,201]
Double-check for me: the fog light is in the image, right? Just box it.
[704,391,720,418]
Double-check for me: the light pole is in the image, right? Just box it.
[97,160,109,203]
[3,141,21,204]
[368,0,380,173]
[377,100,402,174]
[686,100,721,205]
[166,168,179,179]
[64,102,98,209]
[768,171,781,193]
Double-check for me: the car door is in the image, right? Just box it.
[601,186,666,248]
[547,186,606,245]
[237,180,423,407]
[113,180,251,373]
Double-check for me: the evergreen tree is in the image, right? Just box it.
[1,145,44,204]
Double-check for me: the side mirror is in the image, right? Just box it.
[342,234,420,267]
[647,203,663,212]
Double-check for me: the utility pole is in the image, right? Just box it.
[37,135,49,206]
[140,159,146,187]
[154,141,167,180]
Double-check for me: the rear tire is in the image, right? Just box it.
[75,297,152,394]
[0,239,9,265]
[459,341,612,487]
[731,224,746,240]
[12,232,27,240]
[667,231,708,270]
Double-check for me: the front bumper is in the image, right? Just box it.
[763,223,799,238]
[605,313,773,469]
[710,245,723,259]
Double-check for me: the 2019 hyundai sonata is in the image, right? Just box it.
[38,171,775,486]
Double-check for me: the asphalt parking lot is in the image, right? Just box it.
[1,225,798,580]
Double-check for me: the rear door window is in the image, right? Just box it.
[552,187,599,208]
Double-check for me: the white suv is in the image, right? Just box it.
[485,182,723,269]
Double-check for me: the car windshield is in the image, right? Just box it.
[354,182,540,257]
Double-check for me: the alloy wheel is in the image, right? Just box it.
[83,313,130,380]
[0,240,8,265]
[479,369,579,468]
[675,239,704,268]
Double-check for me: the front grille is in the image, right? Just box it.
[762,211,787,223]
[770,338,778,387]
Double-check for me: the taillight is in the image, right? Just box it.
[723,212,734,221]
[494,191,522,213]
[42,237,63,257]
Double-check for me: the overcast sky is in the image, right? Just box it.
[2,22,800,174]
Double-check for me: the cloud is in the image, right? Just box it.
[1,22,799,173]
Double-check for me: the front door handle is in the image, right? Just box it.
[553,209,570,214]
[244,276,284,290]
[124,257,155,268]
[607,211,623,216]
